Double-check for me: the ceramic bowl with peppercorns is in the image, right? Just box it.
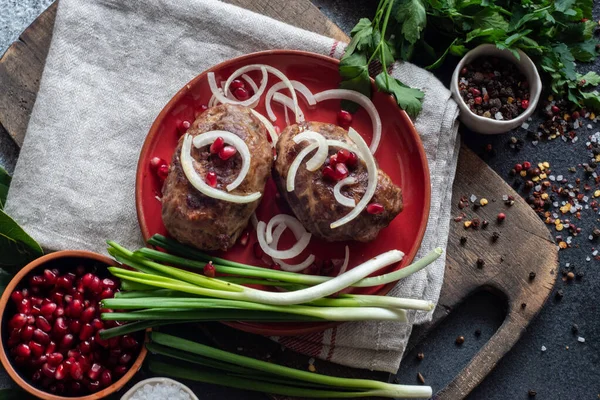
[0,250,147,400]
[450,44,542,134]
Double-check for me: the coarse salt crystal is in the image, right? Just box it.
[557,175,563,181]
[585,205,589,209]
[578,337,585,343]
[565,263,570,267]
[561,136,568,142]
[553,213,559,218]
[588,124,593,129]
[541,346,547,351]
[535,185,542,192]
[502,195,509,201]
[308,357,315,365]
[470,194,477,202]
[593,250,598,256]
[583,196,589,202]
[553,202,559,207]
[594,173,599,178]
[129,383,192,400]
[549,175,556,181]
[589,235,594,240]
[573,120,580,129]
[586,256,591,262]
[495,112,504,120]
[532,141,538,146]
[573,136,579,143]
[521,122,529,129]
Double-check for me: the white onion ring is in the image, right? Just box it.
[286,139,361,193]
[330,128,378,229]
[293,131,329,171]
[181,134,261,203]
[208,68,268,108]
[337,246,350,275]
[223,65,300,122]
[273,93,305,122]
[314,89,382,154]
[333,177,358,208]
[257,221,311,259]
[250,109,278,147]
[266,81,316,122]
[191,130,250,192]
[266,214,307,244]
[270,222,315,272]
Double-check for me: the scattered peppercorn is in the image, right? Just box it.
[566,272,575,281]
[576,271,584,280]
[529,271,536,280]
[460,236,467,245]
[482,220,489,229]
[456,336,465,345]
[571,324,579,334]
[417,372,425,384]
[555,289,564,300]
[528,389,537,397]
[491,231,500,242]
[593,227,600,238]
[476,258,485,269]
[417,352,425,361]
[474,329,481,337]
[497,212,506,222]
[521,303,527,309]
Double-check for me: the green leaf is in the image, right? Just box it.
[466,28,506,43]
[339,53,372,113]
[577,0,593,19]
[350,18,372,36]
[570,39,599,62]
[345,19,374,56]
[339,52,368,80]
[553,43,577,80]
[555,0,576,13]
[374,72,424,118]
[449,43,468,57]
[580,91,600,111]
[504,29,532,47]
[473,8,509,31]
[495,42,520,60]
[426,38,459,70]
[393,0,427,45]
[0,210,43,272]
[567,88,580,104]
[576,71,600,87]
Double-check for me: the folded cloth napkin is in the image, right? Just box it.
[6,0,459,373]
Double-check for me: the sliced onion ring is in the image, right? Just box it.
[250,109,278,147]
[223,65,300,122]
[330,128,378,229]
[266,214,307,244]
[273,93,305,122]
[257,221,311,259]
[314,89,382,154]
[181,134,261,203]
[192,130,251,192]
[208,67,268,108]
[334,177,358,208]
[293,131,328,171]
[266,81,316,122]
[270,222,315,273]
[337,246,350,275]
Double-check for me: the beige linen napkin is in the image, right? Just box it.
[6,0,459,373]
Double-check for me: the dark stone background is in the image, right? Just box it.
[0,1,598,399]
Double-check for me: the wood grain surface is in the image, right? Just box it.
[0,1,558,399]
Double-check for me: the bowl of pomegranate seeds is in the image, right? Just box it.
[0,250,147,399]
[450,44,542,134]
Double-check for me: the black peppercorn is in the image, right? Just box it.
[482,220,489,229]
[528,389,537,397]
[474,329,481,336]
[416,352,424,361]
[529,271,536,280]
[460,236,467,245]
[555,289,564,299]
[476,258,485,269]
[491,232,500,242]
[455,336,465,345]
[521,303,527,309]
[571,323,579,334]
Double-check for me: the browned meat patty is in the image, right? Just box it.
[162,104,273,251]
[274,121,403,242]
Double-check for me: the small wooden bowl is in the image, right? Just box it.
[0,250,148,400]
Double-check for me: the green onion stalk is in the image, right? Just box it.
[146,332,432,398]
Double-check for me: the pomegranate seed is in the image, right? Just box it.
[113,365,128,376]
[329,153,338,165]
[9,313,28,330]
[40,302,57,316]
[346,151,358,168]
[92,349,104,362]
[32,369,42,382]
[17,298,31,314]
[42,363,56,378]
[83,299,90,308]
[55,363,67,380]
[120,335,139,350]
[366,203,385,215]
[74,265,86,276]
[48,352,64,366]
[204,262,216,278]
[157,164,169,181]
[43,269,57,285]
[76,282,85,294]
[572,111,580,120]
[88,363,102,380]
[99,288,114,300]
[239,231,250,246]
[81,306,96,322]
[31,354,47,368]
[68,381,82,395]
[514,163,523,172]
[551,105,560,113]
[89,277,102,294]
[67,349,81,359]
[335,163,349,180]
[108,337,120,348]
[474,96,482,105]
[322,165,337,180]
[92,318,104,331]
[210,137,225,154]
[497,212,506,222]
[81,273,94,286]
[11,290,23,304]
[30,275,45,286]
[218,145,237,160]
[230,79,245,90]
[471,88,481,97]
[69,320,82,334]
[205,171,218,187]
[94,332,109,348]
[20,325,35,341]
[79,323,94,341]
[119,353,132,365]
[15,343,31,358]
[29,340,45,356]
[26,315,35,325]
[102,278,117,290]
[70,361,84,381]
[337,110,353,128]
[523,161,532,169]
[36,316,52,332]
[31,306,41,316]
[60,334,74,349]
[253,242,264,259]
[233,87,249,101]
[53,317,69,338]
[521,99,529,109]
[88,380,101,392]
[41,377,53,389]
[65,357,75,368]
[80,341,92,354]
[176,120,191,134]
[100,370,112,387]
[45,341,57,355]
[56,276,71,289]
[54,306,65,318]
[149,157,166,172]
[271,263,281,270]
[78,354,92,371]
[336,149,350,163]
[63,294,73,304]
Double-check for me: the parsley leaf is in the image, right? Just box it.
[393,0,427,45]
[576,71,600,87]
[375,72,424,118]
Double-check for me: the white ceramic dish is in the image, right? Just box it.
[120,377,199,400]
[450,44,542,135]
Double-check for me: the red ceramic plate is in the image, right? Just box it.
[136,50,430,336]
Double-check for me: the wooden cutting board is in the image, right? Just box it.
[0,1,558,398]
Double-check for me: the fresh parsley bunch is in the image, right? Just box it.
[341,0,600,117]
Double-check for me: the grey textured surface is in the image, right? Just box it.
[0,1,599,399]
